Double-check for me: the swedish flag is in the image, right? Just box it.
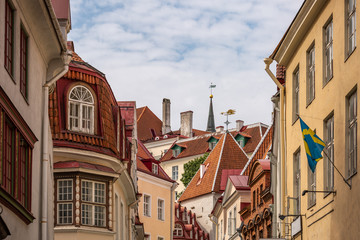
[300,118,326,172]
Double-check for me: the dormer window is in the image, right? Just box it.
[207,137,219,150]
[209,142,216,150]
[173,149,181,157]
[152,163,158,174]
[68,85,95,134]
[235,134,249,148]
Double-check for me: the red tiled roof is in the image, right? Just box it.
[137,142,174,183]
[229,175,250,190]
[136,106,163,142]
[163,124,268,163]
[178,132,249,202]
[220,169,242,191]
[243,126,273,175]
[172,128,210,137]
[54,161,115,173]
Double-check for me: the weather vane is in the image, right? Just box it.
[209,83,216,98]
[221,109,236,131]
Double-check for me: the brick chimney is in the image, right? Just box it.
[162,98,171,134]
[180,111,193,137]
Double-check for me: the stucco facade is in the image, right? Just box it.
[138,170,176,240]
[268,0,360,238]
[0,0,70,239]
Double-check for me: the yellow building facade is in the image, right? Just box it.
[267,0,360,239]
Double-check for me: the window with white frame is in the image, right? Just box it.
[324,20,333,84]
[293,67,300,122]
[172,166,178,180]
[158,237,164,240]
[144,194,151,217]
[174,223,183,236]
[308,164,316,208]
[347,90,357,177]
[346,0,356,56]
[324,115,334,191]
[57,179,73,224]
[228,211,232,235]
[81,180,106,227]
[307,45,315,105]
[158,199,164,220]
[152,163,158,174]
[293,150,301,215]
[68,85,95,134]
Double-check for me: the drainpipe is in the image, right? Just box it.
[41,51,71,240]
[264,58,286,237]
[208,214,218,240]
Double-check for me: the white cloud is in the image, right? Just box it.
[68,0,303,130]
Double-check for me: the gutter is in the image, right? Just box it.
[264,58,286,237]
[41,51,71,240]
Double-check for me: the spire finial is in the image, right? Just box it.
[209,83,216,98]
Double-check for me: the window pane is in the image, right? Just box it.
[94,205,106,227]
[81,204,93,225]
[58,203,73,224]
[94,182,106,204]
[82,180,93,202]
[58,179,73,201]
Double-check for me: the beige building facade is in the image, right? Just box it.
[267,0,360,238]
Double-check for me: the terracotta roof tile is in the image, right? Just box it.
[136,106,162,142]
[178,132,249,202]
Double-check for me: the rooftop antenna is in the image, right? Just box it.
[221,109,236,132]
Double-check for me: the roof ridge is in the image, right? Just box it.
[241,124,272,175]
[211,133,227,192]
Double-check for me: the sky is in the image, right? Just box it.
[68,0,304,131]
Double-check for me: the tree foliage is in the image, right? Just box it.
[180,152,209,187]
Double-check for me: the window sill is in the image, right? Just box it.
[0,187,34,224]
[323,75,333,89]
[323,188,334,198]
[345,46,356,63]
[5,67,16,84]
[306,98,315,109]
[292,116,299,126]
[346,171,357,182]
[307,202,316,210]
[54,225,115,235]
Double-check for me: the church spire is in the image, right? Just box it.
[206,84,216,132]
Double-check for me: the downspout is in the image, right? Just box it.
[128,198,140,239]
[41,51,71,240]
[208,214,218,240]
[264,58,286,237]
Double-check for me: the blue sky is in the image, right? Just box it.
[68,0,303,131]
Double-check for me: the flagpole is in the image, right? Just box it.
[322,149,351,189]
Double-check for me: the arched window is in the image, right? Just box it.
[174,224,183,236]
[68,85,94,134]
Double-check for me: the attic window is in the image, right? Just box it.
[173,148,181,157]
[152,163,158,174]
[209,142,216,150]
[236,135,248,148]
[68,85,95,134]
